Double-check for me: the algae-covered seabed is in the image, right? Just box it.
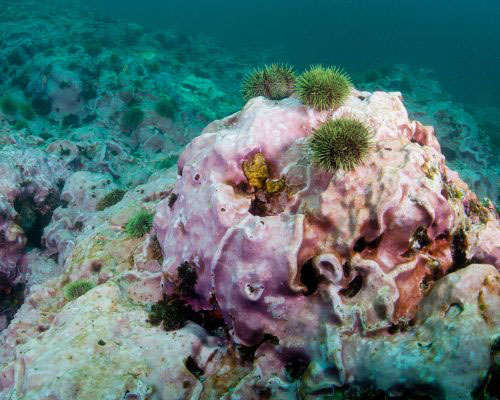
[0,0,499,399]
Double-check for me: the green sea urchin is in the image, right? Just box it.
[242,64,296,102]
[124,209,154,238]
[296,65,351,111]
[63,279,95,301]
[96,189,126,211]
[308,117,372,172]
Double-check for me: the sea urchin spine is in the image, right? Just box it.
[296,65,351,111]
[242,64,296,102]
[308,117,372,172]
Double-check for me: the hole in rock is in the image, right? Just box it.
[445,303,463,318]
[285,353,310,380]
[148,295,229,337]
[339,275,363,298]
[237,333,279,363]
[249,198,268,217]
[91,261,102,273]
[300,259,319,296]
[353,235,384,253]
[343,261,352,277]
[449,229,470,273]
[402,226,432,257]
[0,279,25,328]
[185,356,204,380]
[74,220,84,231]
[14,193,59,248]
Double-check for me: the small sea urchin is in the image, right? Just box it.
[96,189,126,211]
[63,279,95,301]
[124,209,154,238]
[242,64,296,102]
[308,117,372,172]
[296,65,351,111]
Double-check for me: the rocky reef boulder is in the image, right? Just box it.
[0,132,68,289]
[0,89,498,400]
[154,91,500,398]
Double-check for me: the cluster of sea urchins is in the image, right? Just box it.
[242,64,371,172]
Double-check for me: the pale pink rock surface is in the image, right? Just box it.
[0,143,68,288]
[154,92,500,398]
[0,284,230,400]
[1,90,498,400]
[42,171,118,264]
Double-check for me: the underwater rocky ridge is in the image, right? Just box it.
[0,1,499,399]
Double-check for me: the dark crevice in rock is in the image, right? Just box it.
[177,261,198,297]
[0,280,25,329]
[335,383,437,399]
[13,192,60,248]
[449,228,471,273]
[339,275,363,298]
[472,336,500,400]
[185,356,204,380]
[353,234,384,253]
[284,353,310,381]
[249,197,267,216]
[402,226,432,257]
[237,333,280,363]
[300,259,319,296]
[148,294,229,338]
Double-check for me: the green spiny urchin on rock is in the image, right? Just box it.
[96,189,126,211]
[308,117,373,172]
[242,64,296,102]
[124,209,154,238]
[296,65,351,111]
[63,279,95,301]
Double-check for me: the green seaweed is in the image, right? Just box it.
[0,96,18,115]
[155,95,178,119]
[121,107,144,131]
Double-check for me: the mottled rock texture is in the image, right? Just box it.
[154,92,500,399]
[0,90,498,400]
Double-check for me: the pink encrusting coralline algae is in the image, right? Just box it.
[0,90,498,400]
[154,91,500,398]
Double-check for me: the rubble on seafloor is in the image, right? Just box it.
[0,87,498,399]
[0,1,499,399]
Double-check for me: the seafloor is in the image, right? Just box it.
[0,1,499,399]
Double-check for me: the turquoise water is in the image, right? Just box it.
[87,0,500,107]
[1,2,499,399]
